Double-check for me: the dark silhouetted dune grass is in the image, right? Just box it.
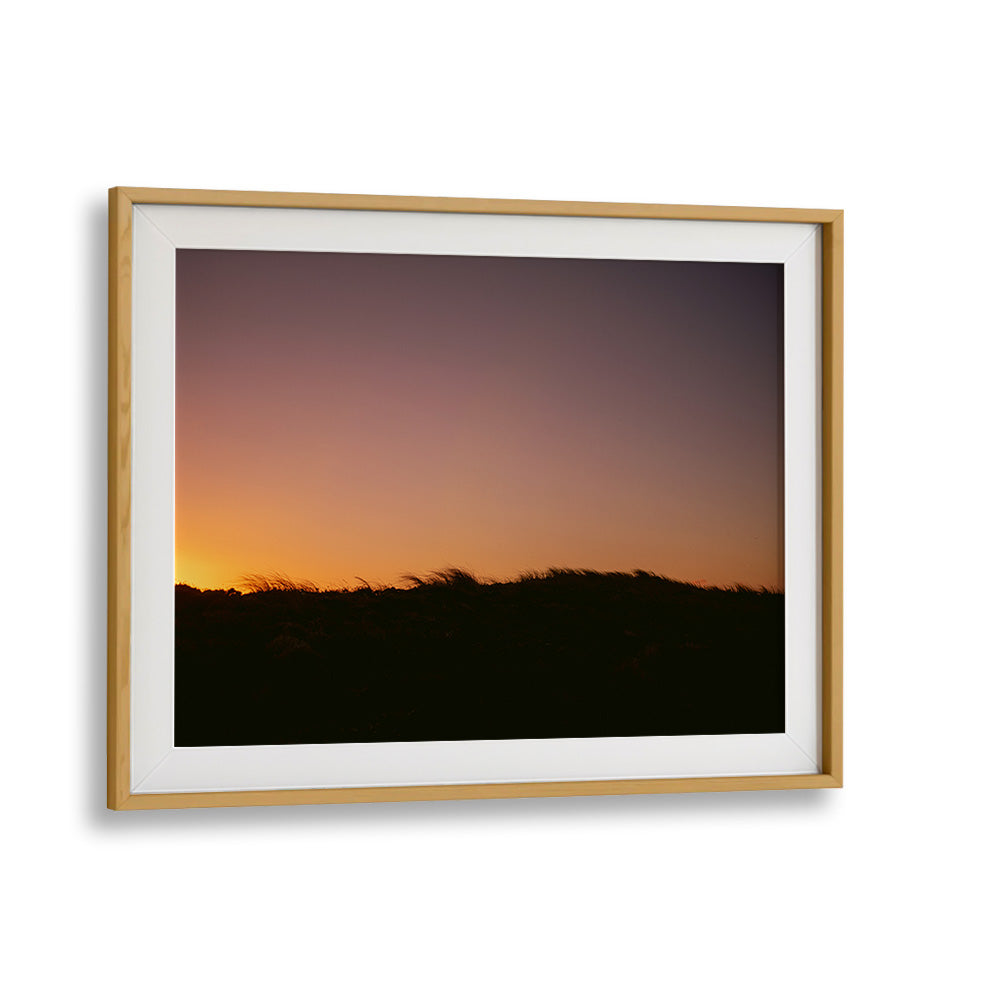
[174,568,784,746]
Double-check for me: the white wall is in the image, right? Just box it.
[3,3,996,997]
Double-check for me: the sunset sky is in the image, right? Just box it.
[175,249,784,591]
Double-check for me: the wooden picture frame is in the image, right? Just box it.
[108,187,842,810]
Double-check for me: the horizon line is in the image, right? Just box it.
[175,566,785,596]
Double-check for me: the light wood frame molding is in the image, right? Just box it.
[108,187,843,810]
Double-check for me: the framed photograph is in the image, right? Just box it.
[108,187,842,809]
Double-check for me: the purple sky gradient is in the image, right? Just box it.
[175,249,784,590]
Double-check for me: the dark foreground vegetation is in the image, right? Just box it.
[175,569,784,746]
